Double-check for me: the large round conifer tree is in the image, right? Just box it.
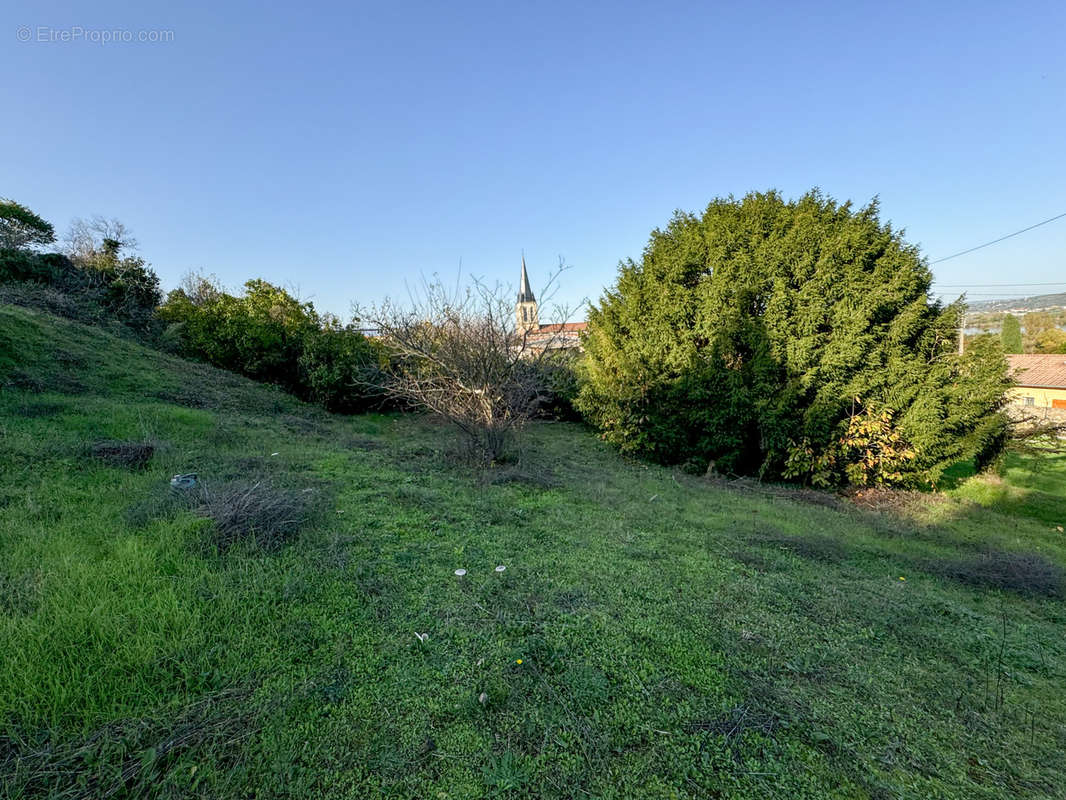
[577,190,1010,487]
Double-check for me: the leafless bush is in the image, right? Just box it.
[90,440,155,469]
[193,480,319,551]
[358,264,577,464]
[1006,408,1066,456]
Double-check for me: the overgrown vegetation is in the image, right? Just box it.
[158,273,387,412]
[578,189,1013,487]
[3,303,1066,798]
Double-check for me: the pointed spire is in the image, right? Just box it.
[517,254,536,303]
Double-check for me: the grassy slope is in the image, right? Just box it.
[1,303,1065,799]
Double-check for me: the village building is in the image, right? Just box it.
[1007,354,1066,410]
[515,257,587,351]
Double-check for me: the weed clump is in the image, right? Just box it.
[90,440,155,469]
[926,550,1065,598]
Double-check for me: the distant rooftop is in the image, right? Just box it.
[1007,354,1066,389]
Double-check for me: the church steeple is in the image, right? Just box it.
[517,255,535,304]
[515,255,539,333]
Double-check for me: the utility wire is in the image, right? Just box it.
[932,281,1066,288]
[931,211,1066,263]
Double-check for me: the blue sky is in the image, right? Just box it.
[4,0,1065,317]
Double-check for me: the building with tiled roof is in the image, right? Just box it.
[1007,354,1066,410]
[515,259,587,351]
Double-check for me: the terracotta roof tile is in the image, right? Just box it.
[1007,354,1066,389]
[530,322,587,335]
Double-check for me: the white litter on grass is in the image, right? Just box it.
[270,452,280,456]
[454,568,467,577]
[478,692,488,705]
[414,632,428,643]
[494,565,506,573]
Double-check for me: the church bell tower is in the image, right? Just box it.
[515,255,538,333]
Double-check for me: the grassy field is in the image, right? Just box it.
[2,302,1065,799]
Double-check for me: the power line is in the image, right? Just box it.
[933,285,1066,292]
[930,211,1066,264]
[936,292,1063,296]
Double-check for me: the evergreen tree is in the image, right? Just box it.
[1000,314,1022,353]
[577,190,1011,487]
[0,199,55,251]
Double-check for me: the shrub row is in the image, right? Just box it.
[157,276,388,413]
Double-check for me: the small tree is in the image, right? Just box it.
[64,216,137,265]
[1023,311,1056,352]
[1000,313,1022,354]
[361,267,574,464]
[1031,328,1066,354]
[0,200,55,251]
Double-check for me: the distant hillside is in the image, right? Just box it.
[967,292,1066,313]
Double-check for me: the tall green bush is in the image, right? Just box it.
[577,190,1011,487]
[160,277,382,411]
[1000,314,1022,354]
[298,315,387,413]
[0,249,161,333]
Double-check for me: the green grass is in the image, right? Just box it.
[2,303,1066,798]
[951,449,1066,529]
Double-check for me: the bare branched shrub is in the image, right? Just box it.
[193,480,319,551]
[1007,408,1066,457]
[359,263,578,464]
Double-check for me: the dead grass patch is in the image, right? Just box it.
[11,400,66,418]
[924,550,1065,598]
[729,549,780,572]
[0,685,256,799]
[752,532,847,564]
[0,571,39,615]
[343,435,384,451]
[193,480,323,551]
[90,440,155,470]
[4,369,87,395]
[707,475,843,510]
[845,486,950,516]
[687,704,783,740]
[482,464,560,490]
